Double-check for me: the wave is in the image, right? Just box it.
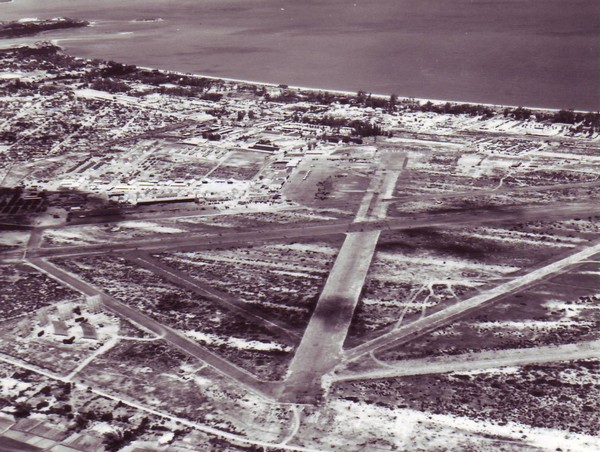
[129,18,164,24]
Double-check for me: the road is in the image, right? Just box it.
[343,240,600,363]
[334,339,600,382]
[130,253,301,344]
[0,352,316,452]
[3,199,598,264]
[27,257,282,400]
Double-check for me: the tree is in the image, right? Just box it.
[91,77,130,93]
[552,109,576,124]
[100,61,137,78]
[13,403,31,418]
[73,413,89,431]
[510,107,532,121]
[389,94,398,111]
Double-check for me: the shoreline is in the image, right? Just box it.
[134,64,592,114]
[6,39,595,115]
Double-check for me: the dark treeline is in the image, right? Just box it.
[416,101,495,118]
[80,60,225,101]
[271,85,600,134]
[296,113,385,138]
[502,106,600,130]
[93,61,212,89]
[268,88,397,111]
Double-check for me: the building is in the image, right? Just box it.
[52,320,69,336]
[80,323,97,340]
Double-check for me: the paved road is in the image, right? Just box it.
[130,253,301,344]
[27,258,282,400]
[334,339,600,382]
[343,240,600,363]
[2,200,597,264]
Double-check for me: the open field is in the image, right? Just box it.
[78,340,295,441]
[153,240,341,331]
[373,265,600,362]
[345,217,599,347]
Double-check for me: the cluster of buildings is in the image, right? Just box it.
[3,44,587,219]
[36,296,103,343]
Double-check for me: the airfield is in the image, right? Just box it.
[0,44,600,450]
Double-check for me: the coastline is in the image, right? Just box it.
[3,39,592,115]
[132,63,587,114]
[1,0,597,112]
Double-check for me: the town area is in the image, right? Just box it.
[0,42,600,451]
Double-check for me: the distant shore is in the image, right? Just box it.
[0,18,89,39]
[36,40,593,115]
[2,0,597,111]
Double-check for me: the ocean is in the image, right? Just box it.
[1,0,599,110]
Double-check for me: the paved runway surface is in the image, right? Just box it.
[1,200,597,264]
[335,339,600,382]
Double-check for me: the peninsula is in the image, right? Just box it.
[0,17,89,39]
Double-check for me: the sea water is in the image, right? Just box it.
[1,0,598,110]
